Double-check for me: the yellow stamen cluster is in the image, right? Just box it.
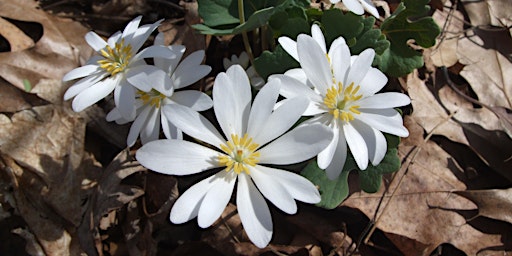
[218,134,260,175]
[323,82,363,122]
[97,39,133,76]
[137,89,167,108]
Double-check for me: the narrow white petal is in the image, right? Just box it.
[324,130,348,180]
[121,16,143,40]
[343,0,364,15]
[328,37,347,58]
[311,24,326,54]
[114,81,137,120]
[358,67,388,97]
[63,73,107,100]
[154,45,186,73]
[169,174,219,224]
[351,119,387,166]
[249,166,296,214]
[127,106,151,147]
[278,37,299,62]
[297,35,332,94]
[283,68,309,85]
[172,52,211,88]
[247,80,280,137]
[107,31,122,47]
[360,0,380,17]
[63,64,101,81]
[170,91,213,111]
[346,48,374,87]
[237,173,272,248]
[355,109,409,137]
[163,104,225,147]
[161,113,178,139]
[254,165,320,204]
[259,123,333,165]
[254,97,308,146]
[358,92,411,109]
[317,125,340,169]
[140,107,161,145]
[330,43,351,85]
[344,122,369,170]
[213,65,252,137]
[136,139,221,175]
[198,171,237,228]
[126,65,172,94]
[271,74,324,115]
[106,108,123,123]
[133,45,177,62]
[85,32,107,51]
[129,20,162,52]
[71,76,117,112]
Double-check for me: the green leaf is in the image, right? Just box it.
[379,0,440,77]
[268,6,309,38]
[358,148,400,193]
[23,79,32,92]
[253,45,299,80]
[301,158,357,209]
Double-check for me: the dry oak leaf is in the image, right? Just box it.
[342,118,507,255]
[456,188,512,225]
[461,0,512,36]
[429,1,464,67]
[0,0,92,104]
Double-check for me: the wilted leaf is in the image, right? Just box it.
[429,2,464,67]
[0,78,31,112]
[456,188,512,225]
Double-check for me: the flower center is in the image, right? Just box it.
[137,89,166,108]
[323,82,363,122]
[97,39,133,76]
[218,134,260,175]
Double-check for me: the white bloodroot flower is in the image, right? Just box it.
[136,65,333,248]
[107,34,212,147]
[330,0,379,18]
[63,16,176,120]
[223,51,265,89]
[273,25,410,179]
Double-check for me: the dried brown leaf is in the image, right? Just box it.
[456,188,512,225]
[430,2,464,67]
[0,78,30,112]
[461,0,512,31]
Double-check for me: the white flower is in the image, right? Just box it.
[330,0,379,18]
[223,51,265,89]
[63,16,176,120]
[107,34,213,146]
[272,26,410,179]
[136,65,333,248]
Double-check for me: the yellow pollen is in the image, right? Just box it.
[218,133,260,175]
[97,39,133,76]
[323,82,363,122]
[137,89,166,108]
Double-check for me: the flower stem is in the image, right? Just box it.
[237,0,254,65]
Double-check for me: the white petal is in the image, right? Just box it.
[163,104,225,147]
[317,125,340,169]
[133,45,177,62]
[346,48,374,87]
[358,67,388,97]
[254,97,308,146]
[297,35,332,94]
[237,173,272,248]
[107,31,122,47]
[136,139,221,175]
[140,106,161,145]
[351,119,387,166]
[198,170,237,228]
[247,79,279,136]
[85,32,107,51]
[330,43,351,85]
[121,16,143,40]
[355,108,409,137]
[127,105,151,147]
[71,76,117,112]
[254,165,320,204]
[169,173,219,224]
[360,0,380,17]
[129,20,162,52]
[161,113,179,139]
[343,0,364,15]
[114,81,137,120]
[271,74,324,115]
[311,24,326,54]
[278,36,299,62]
[154,45,186,73]
[328,37,347,58]
[324,130,348,180]
[63,64,101,81]
[63,73,107,100]
[170,91,213,111]
[213,65,252,137]
[344,122,369,170]
[172,51,211,89]
[259,123,333,165]
[283,68,309,85]
[358,92,411,109]
[249,166,296,214]
[126,65,172,93]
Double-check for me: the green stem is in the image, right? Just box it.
[237,0,254,65]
